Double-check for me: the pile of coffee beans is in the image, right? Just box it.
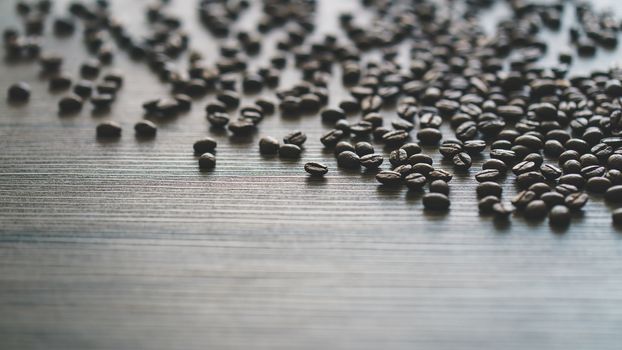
[6,0,622,228]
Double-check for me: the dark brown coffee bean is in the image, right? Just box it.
[283,130,307,146]
[321,108,345,122]
[360,154,383,169]
[382,130,409,147]
[337,151,360,168]
[549,205,571,226]
[134,120,157,137]
[429,180,449,195]
[512,190,537,209]
[463,140,486,155]
[477,182,502,198]
[439,142,462,158]
[482,159,507,173]
[400,143,421,157]
[565,192,588,210]
[405,173,427,191]
[452,152,472,170]
[512,161,537,175]
[49,74,72,90]
[259,136,280,154]
[475,169,502,182]
[320,129,344,148]
[304,162,328,176]
[409,154,433,166]
[605,185,622,202]
[528,183,551,197]
[228,119,255,135]
[541,191,565,208]
[586,176,611,193]
[355,142,374,157]
[478,196,500,213]
[279,144,302,159]
[422,193,450,211]
[334,141,355,155]
[556,184,579,196]
[428,169,453,182]
[417,128,442,145]
[193,138,217,154]
[606,169,622,185]
[198,152,216,170]
[492,202,514,218]
[207,112,230,128]
[389,149,408,166]
[580,165,606,179]
[608,154,622,170]
[393,164,413,177]
[559,174,585,188]
[612,208,622,225]
[376,170,402,186]
[541,164,562,180]
[58,94,83,112]
[96,121,121,138]
[524,200,548,220]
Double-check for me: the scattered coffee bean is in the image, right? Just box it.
[304,162,328,176]
[360,154,384,169]
[96,121,121,138]
[429,180,449,195]
[7,82,31,101]
[259,136,280,155]
[524,200,548,220]
[283,130,307,146]
[549,205,571,226]
[423,193,450,211]
[198,152,216,170]
[477,182,502,198]
[279,144,302,159]
[193,138,217,154]
[134,120,157,137]
[337,151,360,168]
[612,208,622,225]
[376,170,402,186]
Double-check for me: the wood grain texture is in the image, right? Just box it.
[1,1,622,349]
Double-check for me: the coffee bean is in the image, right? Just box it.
[422,193,450,211]
[321,108,345,122]
[429,180,449,195]
[490,149,517,165]
[320,129,344,148]
[405,173,427,191]
[608,154,622,170]
[556,184,579,196]
[409,154,433,166]
[382,130,409,147]
[541,191,565,207]
[478,195,500,213]
[524,200,547,220]
[528,183,551,197]
[134,120,157,137]
[549,205,571,226]
[558,174,585,188]
[463,140,486,155]
[96,121,121,138]
[58,94,83,113]
[393,164,413,177]
[541,164,562,180]
[360,154,384,169]
[207,112,230,128]
[452,152,472,170]
[392,119,414,131]
[7,82,31,102]
[417,128,442,145]
[512,161,537,175]
[580,165,606,179]
[512,190,537,209]
[492,202,514,218]
[612,208,622,225]
[477,182,502,198]
[304,162,328,176]
[334,141,355,155]
[193,138,217,154]
[586,176,611,193]
[605,185,622,202]
[259,136,280,154]
[283,130,307,146]
[439,142,462,158]
[337,151,360,168]
[523,153,544,167]
[400,143,421,157]
[429,169,453,182]
[606,169,622,185]
[49,74,72,90]
[376,170,402,186]
[475,169,502,182]
[279,144,302,159]
[355,142,374,157]
[565,192,588,210]
[482,159,507,172]
[228,119,255,135]
[389,149,408,166]
[198,152,216,170]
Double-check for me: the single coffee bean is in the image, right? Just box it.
[612,208,622,225]
[565,192,588,210]
[606,169,622,185]
[482,159,507,173]
[512,161,537,175]
[562,159,581,174]
[207,112,230,128]
[429,180,449,195]
[134,120,157,137]
[463,140,486,155]
[337,151,360,168]
[382,130,409,147]
[58,94,83,112]
[193,138,217,154]
[304,162,328,176]
[393,164,413,177]
[400,143,421,157]
[549,205,571,226]
[478,195,500,213]
[408,154,433,166]
[334,141,355,155]
[283,130,307,146]
[422,193,450,211]
[608,154,622,170]
[417,128,443,145]
[475,169,502,182]
[279,144,302,159]
[492,202,514,218]
[228,119,255,135]
[558,174,585,188]
[490,149,517,165]
[428,169,453,182]
[360,154,384,169]
[528,183,551,197]
[405,172,427,191]
[477,182,502,198]
[452,152,472,170]
[352,142,373,157]
[605,185,622,202]
[439,142,463,158]
[541,164,562,180]
[524,200,548,220]
[556,184,579,196]
[523,153,544,167]
[389,149,409,166]
[7,82,31,101]
[259,136,280,154]
[586,176,611,193]
[580,165,606,179]
[320,129,345,148]
[49,74,72,90]
[541,191,565,207]
[512,190,537,209]
[96,121,121,138]
[198,152,216,170]
[321,108,346,122]
[376,170,402,186]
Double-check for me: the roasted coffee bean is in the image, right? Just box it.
[339,99,360,114]
[439,142,463,158]
[562,160,581,174]
[422,193,450,211]
[207,112,230,128]
[355,142,374,156]
[586,176,611,193]
[58,94,83,112]
[606,169,622,185]
[543,140,565,157]
[524,200,548,220]
[477,182,502,198]
[463,140,486,155]
[558,150,580,164]
[512,190,537,209]
[134,120,157,137]
[579,154,599,167]
[515,134,543,150]
[556,184,579,196]
[549,205,571,226]
[360,154,384,169]
[429,180,449,195]
[90,94,114,109]
[256,98,275,115]
[475,169,502,182]
[529,183,551,197]
[337,151,360,168]
[612,208,622,225]
[279,144,302,159]
[49,74,72,90]
[523,153,543,167]
[283,130,307,146]
[405,173,427,190]
[400,143,421,157]
[96,121,121,138]
[320,129,344,148]
[417,128,442,145]
[389,149,408,166]
[382,130,409,147]
[512,161,537,175]
[304,162,328,176]
[259,136,280,155]
[483,159,508,173]
[490,149,517,165]
[376,170,402,186]
[541,164,562,180]
[198,152,216,170]
[228,119,255,135]
[428,169,453,182]
[565,192,588,210]
[392,119,414,131]
[605,185,622,202]
[321,108,345,122]
[412,163,434,176]
[392,164,412,176]
[193,138,217,154]
[559,174,585,188]
[217,91,240,109]
[205,101,227,114]
[608,154,622,170]
[541,191,565,208]
[409,154,433,166]
[363,113,383,127]
[7,82,31,102]
[452,152,472,170]
[492,202,514,218]
[334,141,355,155]
[591,143,613,160]
[478,196,500,213]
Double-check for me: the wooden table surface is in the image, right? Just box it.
[2,1,622,349]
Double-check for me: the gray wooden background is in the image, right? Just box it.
[1,0,622,349]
